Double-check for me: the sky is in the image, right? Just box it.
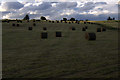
[0,0,119,20]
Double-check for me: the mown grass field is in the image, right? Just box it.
[2,20,119,78]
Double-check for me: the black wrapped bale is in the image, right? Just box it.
[85,32,96,40]
[20,21,22,23]
[84,22,86,24]
[85,26,88,29]
[82,27,86,31]
[41,32,48,39]
[43,27,47,30]
[65,21,67,23]
[56,21,59,23]
[28,27,33,30]
[52,21,54,23]
[56,32,62,37]
[12,23,15,26]
[97,28,102,32]
[17,24,19,27]
[101,27,106,31]
[69,22,71,24]
[33,23,36,26]
[33,20,36,22]
[72,27,76,30]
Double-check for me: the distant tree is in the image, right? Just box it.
[85,19,89,21]
[70,18,75,21]
[107,16,112,20]
[63,18,67,21]
[41,16,46,20]
[23,14,29,20]
[113,17,115,20]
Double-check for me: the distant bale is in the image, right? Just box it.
[28,27,33,30]
[41,32,48,39]
[33,23,36,26]
[56,32,62,37]
[85,32,96,40]
[82,27,86,31]
[101,27,106,31]
[56,21,59,23]
[12,23,15,26]
[85,26,88,29]
[69,22,71,24]
[97,28,102,32]
[33,19,36,22]
[84,22,86,24]
[43,27,47,30]
[17,24,19,27]
[52,21,54,23]
[49,21,51,23]
[20,21,22,23]
[72,27,76,30]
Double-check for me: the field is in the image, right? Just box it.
[2,20,119,78]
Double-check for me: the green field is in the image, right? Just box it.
[2,20,119,78]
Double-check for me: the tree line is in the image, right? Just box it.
[23,14,116,21]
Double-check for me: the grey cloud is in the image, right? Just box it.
[2,2,24,10]
[95,2,107,5]
[56,2,77,9]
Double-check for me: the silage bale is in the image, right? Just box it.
[28,27,33,30]
[52,21,54,23]
[43,27,47,30]
[85,26,88,29]
[12,23,15,26]
[85,32,96,40]
[72,27,76,30]
[17,24,19,27]
[33,23,36,26]
[41,32,48,39]
[82,27,86,31]
[84,22,86,24]
[56,32,62,37]
[101,27,106,31]
[97,28,102,32]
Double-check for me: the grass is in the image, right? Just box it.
[2,20,119,78]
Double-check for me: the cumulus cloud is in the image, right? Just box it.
[1,2,24,11]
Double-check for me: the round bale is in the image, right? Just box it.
[43,27,47,30]
[41,32,48,39]
[12,23,15,26]
[97,28,102,32]
[82,27,86,31]
[28,27,33,30]
[33,23,36,26]
[101,27,106,31]
[85,26,88,29]
[85,32,96,40]
[72,27,76,30]
[17,24,19,27]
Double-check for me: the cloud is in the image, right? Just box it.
[1,1,118,20]
[1,2,24,11]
